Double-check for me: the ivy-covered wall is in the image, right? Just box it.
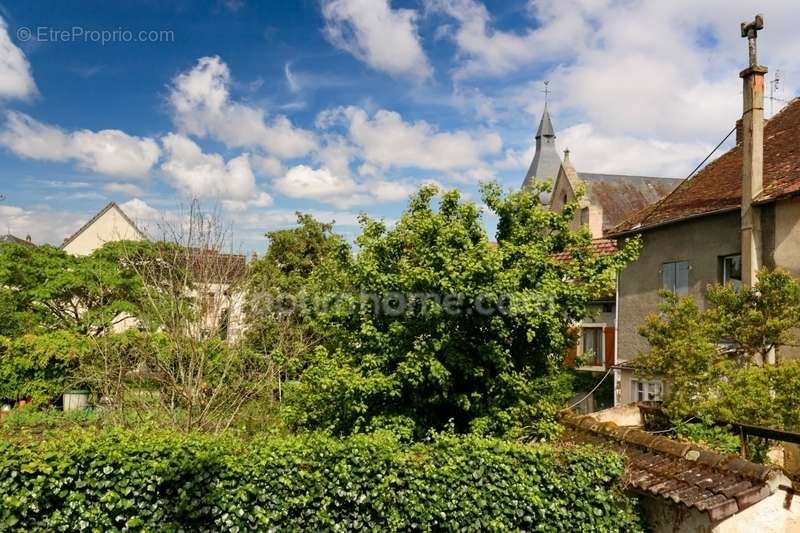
[0,429,642,531]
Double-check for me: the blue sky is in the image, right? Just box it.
[0,0,797,253]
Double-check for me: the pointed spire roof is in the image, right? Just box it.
[522,103,562,202]
[536,103,555,139]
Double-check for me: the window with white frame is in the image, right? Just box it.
[582,327,604,366]
[662,261,689,295]
[721,254,742,290]
[631,379,663,402]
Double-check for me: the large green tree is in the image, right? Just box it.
[0,242,146,336]
[284,184,639,439]
[637,269,800,429]
[247,213,350,294]
[243,214,351,388]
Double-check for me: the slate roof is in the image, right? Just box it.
[0,234,34,246]
[561,412,785,522]
[551,238,617,262]
[60,202,146,249]
[577,173,683,232]
[610,97,800,236]
[523,104,562,204]
[536,103,555,138]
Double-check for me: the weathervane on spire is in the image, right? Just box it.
[542,80,551,104]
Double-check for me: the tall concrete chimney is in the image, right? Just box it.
[740,15,767,288]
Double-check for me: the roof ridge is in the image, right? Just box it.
[561,412,776,481]
[609,97,800,235]
[578,172,682,181]
[60,202,147,250]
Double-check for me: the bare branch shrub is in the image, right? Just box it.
[81,201,274,432]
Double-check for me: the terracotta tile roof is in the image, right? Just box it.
[551,238,617,262]
[186,249,247,284]
[609,98,800,236]
[560,412,785,522]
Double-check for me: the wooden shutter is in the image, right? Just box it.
[564,326,578,367]
[604,326,615,369]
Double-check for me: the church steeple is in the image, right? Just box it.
[522,97,562,203]
[535,103,556,139]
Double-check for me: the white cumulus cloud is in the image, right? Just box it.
[0,17,37,100]
[160,133,272,207]
[318,106,502,173]
[0,111,159,178]
[426,0,582,79]
[274,165,360,206]
[169,56,316,159]
[322,0,432,80]
[274,164,417,208]
[0,204,87,245]
[559,123,712,178]
[119,198,162,222]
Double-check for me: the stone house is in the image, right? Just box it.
[523,103,680,411]
[605,28,800,405]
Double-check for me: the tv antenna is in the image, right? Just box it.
[768,69,786,116]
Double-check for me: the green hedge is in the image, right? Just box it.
[0,331,88,403]
[0,429,642,532]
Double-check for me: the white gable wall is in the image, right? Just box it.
[63,206,143,256]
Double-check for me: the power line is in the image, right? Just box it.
[565,366,614,410]
[683,126,736,181]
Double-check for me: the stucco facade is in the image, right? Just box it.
[771,198,800,277]
[550,166,604,238]
[615,211,740,404]
[615,198,800,403]
[62,202,246,343]
[616,210,741,362]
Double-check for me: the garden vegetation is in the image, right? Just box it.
[0,186,645,530]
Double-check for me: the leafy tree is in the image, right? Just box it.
[248,213,350,294]
[284,184,639,439]
[0,331,89,403]
[637,269,800,429]
[243,214,351,395]
[0,242,147,336]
